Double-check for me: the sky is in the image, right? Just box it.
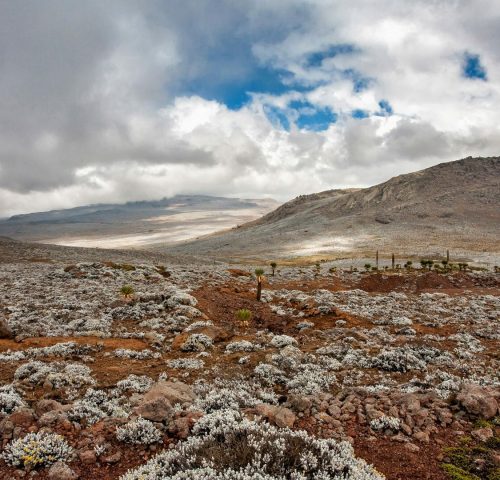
[0,0,499,217]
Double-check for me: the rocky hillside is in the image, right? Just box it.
[166,156,500,262]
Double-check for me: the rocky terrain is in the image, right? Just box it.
[166,157,500,264]
[0,237,498,479]
[0,195,278,249]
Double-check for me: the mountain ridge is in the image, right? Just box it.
[164,156,500,262]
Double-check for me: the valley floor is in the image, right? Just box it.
[0,239,498,479]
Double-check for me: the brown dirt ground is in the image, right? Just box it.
[0,272,498,479]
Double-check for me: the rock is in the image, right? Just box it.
[146,381,196,405]
[8,408,35,428]
[135,396,172,423]
[405,443,420,453]
[288,395,312,412]
[34,399,64,417]
[48,462,78,480]
[0,419,14,439]
[274,407,296,428]
[254,404,296,428]
[79,449,97,464]
[327,404,341,418]
[38,411,69,428]
[457,384,498,419]
[102,451,122,464]
[136,381,195,422]
[471,427,493,442]
[413,431,430,443]
[0,318,13,339]
[401,423,412,436]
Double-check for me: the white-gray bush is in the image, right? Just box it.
[370,415,401,431]
[167,358,204,369]
[3,432,73,469]
[120,410,383,480]
[0,384,25,415]
[116,374,154,393]
[181,334,213,352]
[14,361,95,388]
[270,335,297,348]
[116,417,162,445]
[70,388,128,425]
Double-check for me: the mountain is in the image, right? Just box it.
[0,195,279,249]
[165,156,500,263]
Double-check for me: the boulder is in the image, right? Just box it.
[254,404,296,428]
[135,381,195,422]
[79,449,97,465]
[413,431,430,443]
[134,396,172,423]
[48,462,78,480]
[274,407,296,428]
[145,381,196,405]
[102,450,122,464]
[38,410,69,428]
[288,395,312,413]
[35,399,64,417]
[0,318,13,339]
[457,384,498,419]
[8,408,35,428]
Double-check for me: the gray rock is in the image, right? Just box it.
[48,462,78,480]
[135,380,195,422]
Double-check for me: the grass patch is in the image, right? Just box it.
[442,433,499,480]
[441,464,480,480]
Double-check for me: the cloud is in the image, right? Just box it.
[0,0,499,217]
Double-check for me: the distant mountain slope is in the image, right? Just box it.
[166,156,500,261]
[0,195,279,248]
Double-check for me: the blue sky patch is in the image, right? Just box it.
[377,99,393,116]
[343,69,373,93]
[352,109,369,119]
[291,101,337,131]
[463,52,487,80]
[183,66,296,110]
[264,104,290,130]
[263,101,337,131]
[306,44,357,67]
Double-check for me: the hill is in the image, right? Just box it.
[165,156,500,263]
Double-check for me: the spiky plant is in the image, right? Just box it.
[235,309,252,327]
[270,262,277,276]
[364,263,371,272]
[120,285,135,300]
[255,268,265,301]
